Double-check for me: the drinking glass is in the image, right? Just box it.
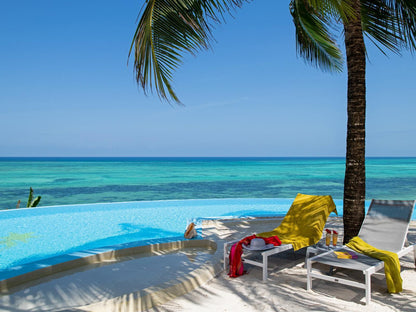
[325,229,332,247]
[332,230,338,246]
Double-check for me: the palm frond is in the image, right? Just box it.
[129,0,246,103]
[390,0,416,49]
[361,0,402,55]
[291,0,344,72]
[361,0,416,54]
[306,0,356,23]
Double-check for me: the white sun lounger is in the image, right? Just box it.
[224,194,337,281]
[306,199,416,305]
[223,240,294,281]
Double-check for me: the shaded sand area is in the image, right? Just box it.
[0,217,415,311]
[148,217,416,312]
[0,240,221,312]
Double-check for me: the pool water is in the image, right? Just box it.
[1,197,359,279]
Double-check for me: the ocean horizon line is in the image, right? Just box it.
[1,156,416,161]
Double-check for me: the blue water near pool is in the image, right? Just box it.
[0,197,376,280]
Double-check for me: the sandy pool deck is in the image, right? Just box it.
[147,217,416,312]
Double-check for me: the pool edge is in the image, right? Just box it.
[0,239,222,296]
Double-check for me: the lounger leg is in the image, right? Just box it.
[262,253,268,281]
[223,242,229,272]
[413,245,416,266]
[306,259,312,291]
[365,272,371,305]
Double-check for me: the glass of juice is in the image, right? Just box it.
[325,229,332,247]
[332,230,338,246]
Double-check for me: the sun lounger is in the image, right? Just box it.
[224,194,337,281]
[306,199,416,305]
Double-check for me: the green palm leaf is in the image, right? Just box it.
[363,0,416,52]
[395,0,416,49]
[290,0,344,72]
[129,0,245,103]
[361,0,402,55]
[130,0,416,103]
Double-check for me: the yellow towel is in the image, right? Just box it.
[346,236,403,293]
[257,193,337,250]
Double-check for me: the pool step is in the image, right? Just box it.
[0,240,223,312]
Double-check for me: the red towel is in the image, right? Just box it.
[228,234,281,278]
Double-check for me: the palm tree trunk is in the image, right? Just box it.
[343,0,366,244]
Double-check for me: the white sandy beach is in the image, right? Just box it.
[147,217,416,312]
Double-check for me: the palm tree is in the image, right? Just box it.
[130,0,416,242]
[292,0,416,241]
[339,0,367,243]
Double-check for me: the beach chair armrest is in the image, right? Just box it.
[397,244,415,259]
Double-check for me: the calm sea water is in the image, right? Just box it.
[1,157,416,210]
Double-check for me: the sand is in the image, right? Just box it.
[146,217,416,312]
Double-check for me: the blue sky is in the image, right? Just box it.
[1,0,415,157]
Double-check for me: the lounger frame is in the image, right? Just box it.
[306,199,416,305]
[224,239,293,281]
[306,244,415,305]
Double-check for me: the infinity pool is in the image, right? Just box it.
[1,197,358,279]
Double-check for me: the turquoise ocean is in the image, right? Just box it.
[1,157,416,210]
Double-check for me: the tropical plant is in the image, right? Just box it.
[16,187,41,208]
[130,0,416,242]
